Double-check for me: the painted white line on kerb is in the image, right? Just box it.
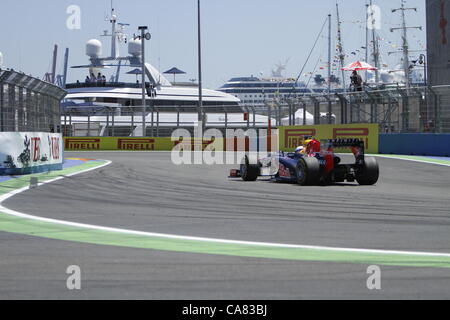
[370,154,450,167]
[1,159,450,258]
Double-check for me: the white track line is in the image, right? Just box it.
[370,154,450,167]
[1,158,450,258]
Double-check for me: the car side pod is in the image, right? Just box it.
[356,157,379,185]
[296,156,321,186]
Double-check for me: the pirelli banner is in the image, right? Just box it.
[0,132,63,175]
[64,137,175,151]
[279,124,379,154]
[64,124,378,153]
[64,137,232,151]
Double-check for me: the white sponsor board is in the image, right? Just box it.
[0,132,63,174]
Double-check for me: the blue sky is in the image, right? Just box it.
[0,0,426,88]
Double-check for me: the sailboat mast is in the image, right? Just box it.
[401,2,410,89]
[336,2,346,90]
[365,2,369,81]
[327,14,333,124]
[328,14,332,94]
[391,0,421,89]
[370,0,380,85]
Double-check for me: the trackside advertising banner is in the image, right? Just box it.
[64,137,272,152]
[0,132,63,175]
[64,137,175,151]
[279,124,379,154]
[64,124,378,153]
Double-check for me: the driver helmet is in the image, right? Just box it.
[303,135,313,146]
[295,146,304,153]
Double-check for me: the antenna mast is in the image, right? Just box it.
[110,7,118,58]
[101,3,129,60]
[391,0,422,89]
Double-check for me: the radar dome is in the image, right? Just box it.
[86,39,102,58]
[128,38,142,57]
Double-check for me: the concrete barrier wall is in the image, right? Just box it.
[0,132,63,175]
[379,134,450,156]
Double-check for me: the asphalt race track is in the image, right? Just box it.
[1,151,450,299]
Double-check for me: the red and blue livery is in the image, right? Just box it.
[229,139,379,186]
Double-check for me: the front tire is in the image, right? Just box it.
[296,156,321,185]
[240,155,260,181]
[356,157,379,185]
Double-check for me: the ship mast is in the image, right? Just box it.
[369,0,380,85]
[110,8,118,59]
[365,2,369,81]
[336,1,346,90]
[327,13,332,124]
[101,3,129,61]
[391,0,422,89]
[327,14,332,95]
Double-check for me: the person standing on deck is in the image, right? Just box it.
[350,70,363,92]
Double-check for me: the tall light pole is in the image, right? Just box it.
[419,53,428,131]
[197,0,204,133]
[137,26,151,137]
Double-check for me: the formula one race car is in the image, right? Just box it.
[229,139,379,186]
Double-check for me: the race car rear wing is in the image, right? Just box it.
[321,139,365,164]
[322,139,365,150]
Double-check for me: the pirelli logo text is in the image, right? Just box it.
[65,138,101,150]
[284,129,317,148]
[173,138,215,151]
[117,138,155,151]
[333,128,370,149]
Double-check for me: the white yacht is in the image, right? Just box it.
[61,8,254,137]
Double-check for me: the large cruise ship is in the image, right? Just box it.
[60,8,259,137]
[219,77,309,106]
[218,74,344,114]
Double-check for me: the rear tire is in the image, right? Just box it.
[240,155,260,181]
[296,157,321,185]
[356,157,379,185]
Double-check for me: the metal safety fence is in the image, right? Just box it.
[60,85,450,137]
[0,69,66,133]
[252,85,450,134]
[61,104,268,138]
